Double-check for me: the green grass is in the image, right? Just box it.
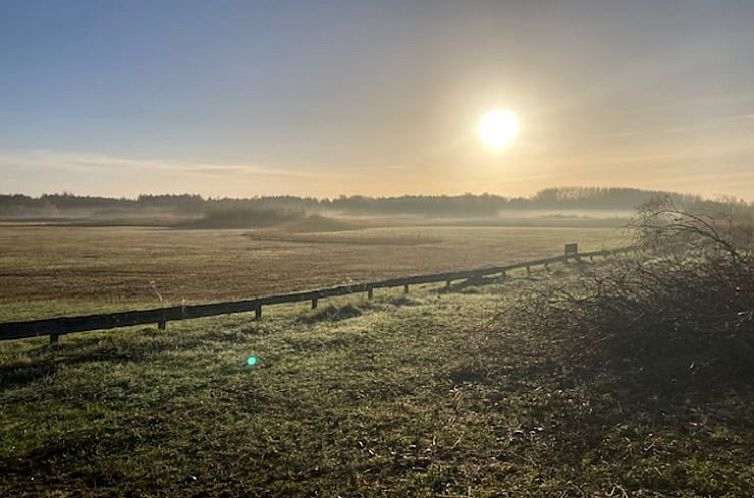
[2,264,754,497]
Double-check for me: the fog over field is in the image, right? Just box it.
[0,187,723,225]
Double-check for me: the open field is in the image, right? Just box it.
[0,224,624,321]
[2,262,753,497]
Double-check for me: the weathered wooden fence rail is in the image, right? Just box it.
[0,244,636,343]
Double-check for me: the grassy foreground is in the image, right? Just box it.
[2,264,754,497]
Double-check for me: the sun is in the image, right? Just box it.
[477,109,520,151]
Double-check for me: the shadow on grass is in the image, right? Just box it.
[298,303,367,324]
[0,358,57,389]
[0,345,147,390]
[0,414,177,496]
[0,323,269,389]
[437,274,506,294]
[504,337,754,494]
[383,295,424,308]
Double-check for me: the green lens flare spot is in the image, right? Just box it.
[246,356,257,366]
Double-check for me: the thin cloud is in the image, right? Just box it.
[0,149,317,178]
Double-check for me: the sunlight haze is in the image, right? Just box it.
[2,0,754,200]
[477,109,520,152]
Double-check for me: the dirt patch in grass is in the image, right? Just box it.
[299,303,368,323]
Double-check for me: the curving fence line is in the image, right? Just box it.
[0,244,636,343]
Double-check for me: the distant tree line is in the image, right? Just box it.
[0,188,731,218]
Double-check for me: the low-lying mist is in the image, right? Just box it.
[1,188,747,230]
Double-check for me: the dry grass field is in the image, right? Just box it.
[0,224,622,321]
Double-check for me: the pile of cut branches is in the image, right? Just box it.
[509,196,754,383]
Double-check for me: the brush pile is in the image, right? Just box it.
[512,197,754,382]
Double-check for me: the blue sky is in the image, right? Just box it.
[2,0,754,198]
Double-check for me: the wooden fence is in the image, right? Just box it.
[0,243,635,343]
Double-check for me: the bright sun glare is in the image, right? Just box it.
[477,109,520,151]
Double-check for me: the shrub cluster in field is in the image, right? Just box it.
[188,206,308,228]
[510,197,754,383]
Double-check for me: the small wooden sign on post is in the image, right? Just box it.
[564,243,578,262]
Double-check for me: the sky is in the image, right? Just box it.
[2,0,754,199]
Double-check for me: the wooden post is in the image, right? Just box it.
[158,321,166,330]
[526,265,531,275]
[404,284,409,294]
[311,298,318,309]
[564,243,578,263]
[367,287,374,300]
[255,305,262,320]
[49,333,59,345]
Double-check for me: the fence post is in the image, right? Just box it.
[158,321,166,330]
[49,333,59,345]
[564,243,578,263]
[255,305,262,320]
[526,265,531,275]
[446,280,451,288]
[311,297,318,309]
[367,287,374,300]
[404,284,409,294]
